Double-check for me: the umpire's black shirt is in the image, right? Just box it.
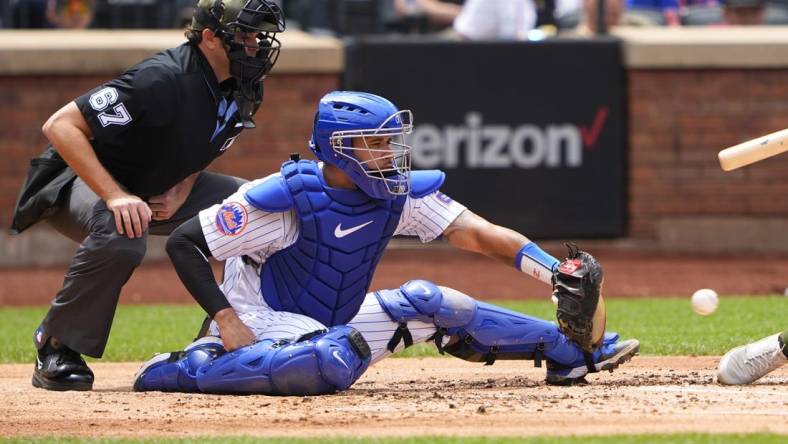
[74,42,245,198]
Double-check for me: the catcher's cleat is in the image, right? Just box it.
[32,337,94,391]
[717,333,788,385]
[133,351,181,392]
[545,338,639,386]
[133,337,225,393]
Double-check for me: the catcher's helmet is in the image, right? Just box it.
[310,91,413,200]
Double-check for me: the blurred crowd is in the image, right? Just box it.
[1,0,785,35]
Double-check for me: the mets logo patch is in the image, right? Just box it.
[215,202,248,236]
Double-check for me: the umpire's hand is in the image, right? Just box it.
[148,181,191,221]
[106,193,152,239]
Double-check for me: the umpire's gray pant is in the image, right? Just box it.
[42,172,246,358]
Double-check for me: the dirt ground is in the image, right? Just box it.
[2,246,787,439]
[1,357,786,439]
[3,246,788,306]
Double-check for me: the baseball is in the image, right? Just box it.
[691,288,719,315]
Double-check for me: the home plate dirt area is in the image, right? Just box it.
[1,357,786,439]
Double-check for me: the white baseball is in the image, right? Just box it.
[691,288,719,316]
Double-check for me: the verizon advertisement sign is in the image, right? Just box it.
[346,38,626,238]
[413,108,609,169]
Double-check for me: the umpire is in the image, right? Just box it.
[10,0,285,391]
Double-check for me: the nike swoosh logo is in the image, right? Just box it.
[334,220,374,238]
[332,350,349,369]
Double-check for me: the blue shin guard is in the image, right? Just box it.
[133,337,225,392]
[375,280,609,368]
[195,325,372,395]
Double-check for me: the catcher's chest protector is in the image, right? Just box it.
[260,160,405,326]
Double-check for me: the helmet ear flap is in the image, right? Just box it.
[309,111,326,158]
[310,108,348,163]
[311,111,321,152]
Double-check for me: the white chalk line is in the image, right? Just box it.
[637,385,788,397]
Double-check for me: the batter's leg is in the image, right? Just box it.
[717,329,788,385]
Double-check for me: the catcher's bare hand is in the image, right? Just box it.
[214,308,256,352]
[106,193,152,239]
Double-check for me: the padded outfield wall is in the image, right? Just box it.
[2,28,788,265]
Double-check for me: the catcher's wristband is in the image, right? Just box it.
[514,242,559,286]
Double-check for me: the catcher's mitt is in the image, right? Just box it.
[552,244,607,353]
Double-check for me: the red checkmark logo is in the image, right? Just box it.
[580,106,609,149]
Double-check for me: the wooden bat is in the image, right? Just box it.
[718,128,788,171]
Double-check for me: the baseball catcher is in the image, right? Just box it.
[133,91,639,395]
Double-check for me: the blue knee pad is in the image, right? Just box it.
[375,280,597,368]
[133,337,225,392]
[196,325,372,395]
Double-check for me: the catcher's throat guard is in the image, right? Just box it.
[553,244,607,352]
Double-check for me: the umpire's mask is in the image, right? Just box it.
[193,0,286,128]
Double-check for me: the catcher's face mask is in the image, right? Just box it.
[330,110,414,199]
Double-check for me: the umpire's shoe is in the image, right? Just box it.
[32,329,94,391]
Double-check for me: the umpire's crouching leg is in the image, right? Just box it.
[41,211,147,359]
